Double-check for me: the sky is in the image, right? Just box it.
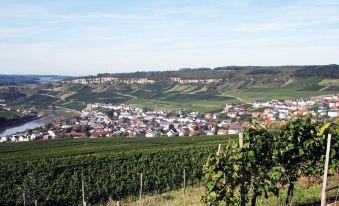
[0,0,339,75]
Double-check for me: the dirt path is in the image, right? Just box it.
[115,91,137,99]
[40,94,57,98]
[58,91,77,100]
[318,85,330,92]
[55,106,81,115]
[281,79,294,87]
[223,94,246,103]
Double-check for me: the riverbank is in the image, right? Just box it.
[0,110,75,137]
[0,114,41,127]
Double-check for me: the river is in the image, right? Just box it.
[0,111,74,136]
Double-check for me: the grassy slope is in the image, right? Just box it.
[115,176,339,206]
[225,78,338,102]
[58,78,337,111]
[7,76,339,112]
[53,83,240,112]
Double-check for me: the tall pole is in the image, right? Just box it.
[82,180,86,206]
[321,134,332,206]
[239,131,245,206]
[23,192,26,206]
[139,173,143,200]
[183,169,186,195]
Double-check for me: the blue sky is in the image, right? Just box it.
[0,0,339,75]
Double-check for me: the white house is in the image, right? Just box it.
[228,124,242,135]
[145,130,158,138]
[206,130,215,136]
[167,129,179,137]
[0,136,8,143]
[48,130,56,138]
[328,110,338,118]
[279,112,287,119]
[18,136,29,142]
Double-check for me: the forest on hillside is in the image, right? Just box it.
[93,65,339,80]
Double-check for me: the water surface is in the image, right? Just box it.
[0,111,72,136]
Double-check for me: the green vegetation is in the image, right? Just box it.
[98,65,339,80]
[203,117,338,206]
[225,78,336,102]
[9,76,337,112]
[319,79,339,86]
[0,135,231,160]
[295,64,339,78]
[0,110,36,125]
[2,65,338,112]
[0,118,338,206]
[0,135,232,206]
[118,177,339,206]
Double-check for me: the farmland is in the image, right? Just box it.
[224,78,338,102]
[2,65,339,112]
[1,118,338,206]
[0,135,231,160]
[0,135,232,205]
[6,76,337,113]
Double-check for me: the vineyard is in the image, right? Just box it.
[203,116,339,206]
[1,117,338,206]
[0,135,232,205]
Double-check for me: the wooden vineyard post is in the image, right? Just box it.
[321,134,332,206]
[239,131,243,147]
[34,200,38,206]
[239,131,246,206]
[183,169,186,195]
[116,201,120,206]
[217,144,221,155]
[82,180,86,206]
[139,173,143,200]
[23,192,26,206]
[224,173,227,205]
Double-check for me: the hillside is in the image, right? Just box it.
[2,65,339,112]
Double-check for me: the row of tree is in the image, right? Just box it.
[92,65,339,80]
[202,116,338,206]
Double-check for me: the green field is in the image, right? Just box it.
[319,79,339,86]
[0,136,232,205]
[1,135,337,206]
[0,135,230,160]
[225,78,338,102]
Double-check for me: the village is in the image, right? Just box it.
[1,94,338,143]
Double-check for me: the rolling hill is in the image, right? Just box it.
[2,65,339,112]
